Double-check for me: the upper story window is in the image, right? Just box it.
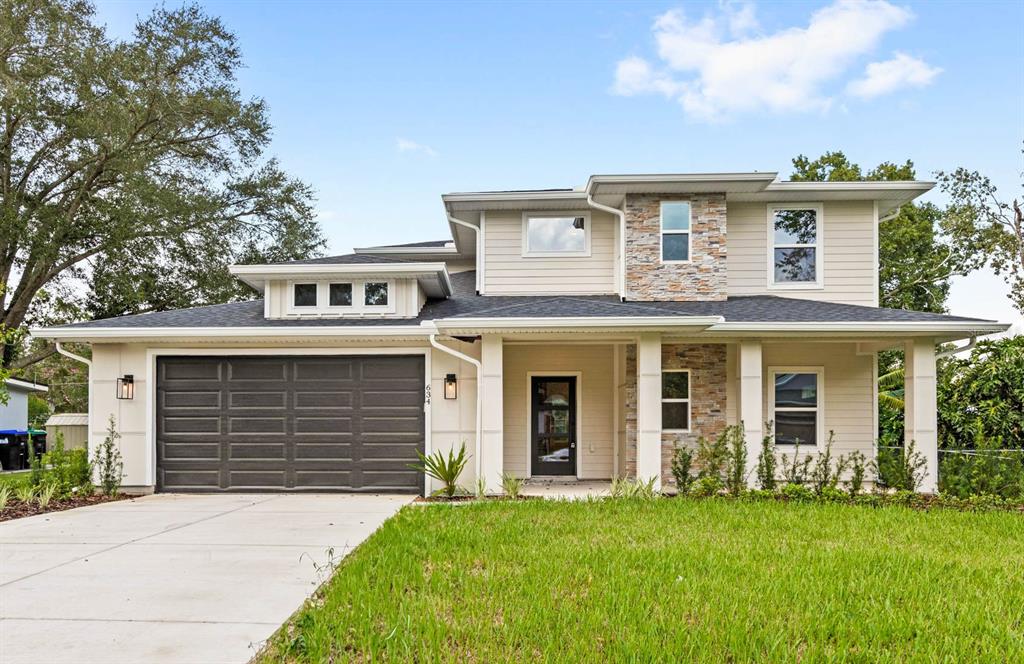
[770,205,822,288]
[293,283,318,307]
[660,202,691,263]
[771,369,823,448]
[329,283,352,307]
[522,213,590,256]
[364,282,389,306]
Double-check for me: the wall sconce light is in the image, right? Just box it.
[444,373,458,400]
[116,375,134,400]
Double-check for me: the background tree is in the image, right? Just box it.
[0,1,325,378]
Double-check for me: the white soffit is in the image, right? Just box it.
[228,263,452,297]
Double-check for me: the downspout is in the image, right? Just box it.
[55,342,92,454]
[428,332,483,482]
[586,194,627,301]
[936,336,976,360]
[55,341,91,367]
[447,214,481,295]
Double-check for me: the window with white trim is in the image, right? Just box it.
[660,201,691,262]
[329,283,352,307]
[523,214,589,256]
[771,369,822,447]
[662,369,691,431]
[293,283,317,307]
[770,205,821,286]
[364,281,389,306]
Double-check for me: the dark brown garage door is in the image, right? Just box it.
[156,355,425,493]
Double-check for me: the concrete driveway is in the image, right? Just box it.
[0,493,412,663]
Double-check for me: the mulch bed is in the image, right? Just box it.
[0,493,129,522]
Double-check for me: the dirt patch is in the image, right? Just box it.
[1,493,129,522]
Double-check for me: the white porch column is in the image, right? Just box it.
[738,340,763,487]
[636,332,662,489]
[479,334,504,493]
[904,338,939,493]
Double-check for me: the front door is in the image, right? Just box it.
[531,376,577,476]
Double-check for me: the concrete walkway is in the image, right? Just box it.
[0,493,412,663]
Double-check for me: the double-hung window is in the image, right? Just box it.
[771,369,822,447]
[661,369,691,431]
[770,205,822,287]
[660,201,691,262]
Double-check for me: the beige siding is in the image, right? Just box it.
[502,344,615,479]
[727,201,877,306]
[758,342,875,457]
[265,278,424,319]
[483,210,617,295]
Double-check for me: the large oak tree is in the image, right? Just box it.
[0,0,325,377]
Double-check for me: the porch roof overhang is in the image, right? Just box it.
[430,316,725,336]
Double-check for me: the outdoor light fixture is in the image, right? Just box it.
[444,373,458,400]
[116,375,134,400]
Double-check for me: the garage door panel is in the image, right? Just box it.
[157,355,424,493]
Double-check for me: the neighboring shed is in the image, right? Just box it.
[45,413,89,451]
[0,378,49,431]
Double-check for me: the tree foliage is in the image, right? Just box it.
[0,0,325,371]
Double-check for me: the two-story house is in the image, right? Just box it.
[34,172,1009,495]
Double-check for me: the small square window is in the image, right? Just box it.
[364,282,388,306]
[329,283,352,307]
[293,283,317,307]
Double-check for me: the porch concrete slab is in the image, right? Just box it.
[0,493,412,663]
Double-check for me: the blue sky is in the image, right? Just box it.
[95,0,1023,331]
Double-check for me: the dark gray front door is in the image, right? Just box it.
[156,355,424,493]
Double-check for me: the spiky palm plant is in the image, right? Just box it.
[410,443,469,498]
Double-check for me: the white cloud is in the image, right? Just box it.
[396,138,437,157]
[847,52,942,98]
[612,0,938,121]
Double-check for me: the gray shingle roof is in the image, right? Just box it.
[269,253,414,265]
[50,270,996,330]
[362,240,453,249]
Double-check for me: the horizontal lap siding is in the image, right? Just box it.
[727,201,877,306]
[483,210,617,295]
[503,345,615,479]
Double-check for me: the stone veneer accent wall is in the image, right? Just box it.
[624,343,728,487]
[624,194,727,301]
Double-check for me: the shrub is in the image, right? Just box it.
[609,477,659,500]
[670,444,694,494]
[695,434,728,481]
[94,415,125,496]
[809,431,849,495]
[779,482,815,501]
[755,422,777,491]
[846,450,869,496]
[45,432,93,499]
[723,424,748,497]
[410,442,468,498]
[876,440,928,491]
[688,476,723,498]
[500,473,523,500]
[0,486,10,511]
[36,483,57,508]
[779,439,813,485]
[15,484,35,503]
[938,427,1024,500]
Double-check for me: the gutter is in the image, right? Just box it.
[55,341,92,367]
[936,335,977,360]
[447,214,481,294]
[428,332,483,483]
[585,193,627,301]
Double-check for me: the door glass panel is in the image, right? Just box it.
[539,381,570,406]
[539,435,571,463]
[537,410,569,435]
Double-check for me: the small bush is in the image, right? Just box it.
[609,477,659,500]
[45,433,94,499]
[723,424,748,497]
[36,483,57,508]
[779,482,815,502]
[15,484,35,503]
[938,428,1024,500]
[846,450,869,496]
[0,486,10,511]
[779,439,813,486]
[94,416,125,496]
[688,476,723,498]
[876,440,928,492]
[755,422,777,491]
[410,442,469,498]
[809,431,849,495]
[670,444,694,494]
[695,434,729,481]
[500,473,523,500]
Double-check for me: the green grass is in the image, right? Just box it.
[0,470,35,490]
[261,498,1024,663]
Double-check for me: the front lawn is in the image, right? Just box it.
[261,499,1024,662]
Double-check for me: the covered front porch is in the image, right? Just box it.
[456,331,942,494]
